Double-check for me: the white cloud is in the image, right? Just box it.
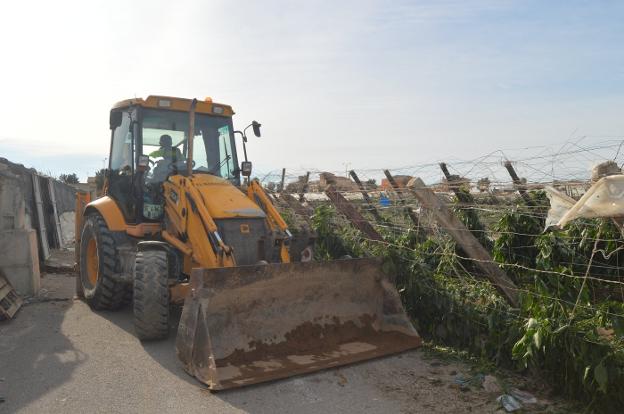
[0,0,622,178]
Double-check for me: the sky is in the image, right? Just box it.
[0,0,623,182]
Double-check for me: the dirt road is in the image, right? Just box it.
[0,273,570,413]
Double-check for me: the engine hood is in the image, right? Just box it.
[189,174,266,219]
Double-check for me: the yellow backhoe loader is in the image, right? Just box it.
[75,95,420,390]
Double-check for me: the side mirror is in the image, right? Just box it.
[241,161,252,177]
[109,111,122,130]
[252,121,261,137]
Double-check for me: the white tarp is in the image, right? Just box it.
[552,175,624,228]
[544,186,576,229]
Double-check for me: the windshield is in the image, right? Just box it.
[141,108,238,180]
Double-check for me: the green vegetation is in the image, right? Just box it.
[308,192,624,413]
[59,172,79,184]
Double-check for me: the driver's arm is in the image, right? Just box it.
[149,148,163,158]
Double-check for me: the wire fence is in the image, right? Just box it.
[259,137,624,407]
[257,136,624,407]
[257,136,624,189]
[261,135,624,329]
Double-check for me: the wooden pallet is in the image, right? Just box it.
[0,270,23,320]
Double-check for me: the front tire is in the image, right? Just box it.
[79,214,126,310]
[133,250,170,340]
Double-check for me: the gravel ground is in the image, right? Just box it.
[0,272,574,414]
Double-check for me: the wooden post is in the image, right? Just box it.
[407,177,519,307]
[349,170,383,223]
[325,186,383,242]
[280,168,286,193]
[383,169,421,226]
[504,160,533,206]
[439,162,451,179]
[383,169,405,201]
[439,162,488,242]
[439,162,473,204]
[298,172,310,202]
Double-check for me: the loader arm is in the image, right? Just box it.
[163,176,236,269]
[247,179,291,263]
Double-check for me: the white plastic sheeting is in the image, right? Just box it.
[544,186,576,229]
[547,175,624,229]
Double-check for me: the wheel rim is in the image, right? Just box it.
[85,237,99,286]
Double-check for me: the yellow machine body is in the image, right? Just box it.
[76,95,421,390]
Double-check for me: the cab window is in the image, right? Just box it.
[108,110,136,221]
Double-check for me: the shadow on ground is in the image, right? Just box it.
[4,273,574,413]
[95,303,200,387]
[0,280,86,412]
[95,299,414,414]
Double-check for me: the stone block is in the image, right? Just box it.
[0,229,40,296]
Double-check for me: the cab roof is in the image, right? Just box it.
[112,95,234,116]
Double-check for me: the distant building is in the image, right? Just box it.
[380,175,412,190]
[318,172,358,192]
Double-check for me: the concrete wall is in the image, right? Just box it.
[0,158,77,296]
[51,179,76,214]
[0,159,35,230]
[0,229,40,296]
[0,160,40,295]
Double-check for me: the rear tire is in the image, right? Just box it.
[133,250,170,340]
[79,214,126,310]
[75,271,85,299]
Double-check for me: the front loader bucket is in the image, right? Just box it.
[176,258,421,390]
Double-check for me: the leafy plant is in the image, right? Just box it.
[303,190,624,412]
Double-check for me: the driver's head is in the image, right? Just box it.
[159,134,172,148]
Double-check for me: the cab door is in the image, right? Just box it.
[108,108,138,223]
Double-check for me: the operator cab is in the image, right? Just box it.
[107,96,241,224]
[142,108,238,181]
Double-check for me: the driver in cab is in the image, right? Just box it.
[149,134,182,164]
[148,134,183,183]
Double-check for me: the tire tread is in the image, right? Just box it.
[80,214,126,310]
[133,250,170,340]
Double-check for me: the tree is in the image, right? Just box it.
[59,173,80,184]
[95,168,107,191]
